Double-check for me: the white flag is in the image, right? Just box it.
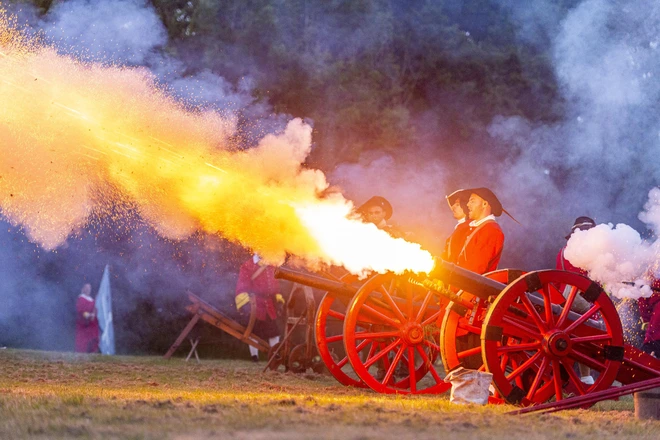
[95,265,115,355]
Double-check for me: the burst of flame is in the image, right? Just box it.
[0,13,435,276]
[296,201,436,276]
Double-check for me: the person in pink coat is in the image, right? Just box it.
[75,283,99,353]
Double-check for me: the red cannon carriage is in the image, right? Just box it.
[275,258,660,408]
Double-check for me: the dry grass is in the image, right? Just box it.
[0,349,658,439]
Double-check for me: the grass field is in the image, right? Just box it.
[0,349,658,439]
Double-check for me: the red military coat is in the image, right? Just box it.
[75,294,99,353]
[639,281,660,344]
[235,259,279,321]
[556,247,588,276]
[442,220,471,264]
[554,247,591,304]
[455,219,504,275]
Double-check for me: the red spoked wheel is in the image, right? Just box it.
[315,292,367,387]
[440,269,525,373]
[481,270,623,406]
[343,273,452,394]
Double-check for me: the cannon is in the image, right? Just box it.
[275,258,660,407]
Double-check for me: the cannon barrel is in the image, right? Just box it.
[426,259,507,299]
[274,267,358,298]
[276,259,508,301]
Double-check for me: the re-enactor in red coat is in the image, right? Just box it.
[236,257,279,321]
[556,248,588,275]
[638,280,660,358]
[442,189,471,264]
[455,187,511,275]
[75,283,99,353]
[556,216,596,277]
[554,217,597,306]
[235,254,283,361]
[555,216,598,383]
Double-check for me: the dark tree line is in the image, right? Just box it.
[26,0,578,166]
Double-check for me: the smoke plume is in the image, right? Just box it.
[565,188,660,299]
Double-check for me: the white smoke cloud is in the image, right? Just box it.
[565,188,660,299]
[486,0,660,271]
[639,187,660,234]
[41,0,167,65]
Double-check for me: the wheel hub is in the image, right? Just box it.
[543,330,572,357]
[401,322,424,345]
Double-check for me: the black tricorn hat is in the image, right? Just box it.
[358,196,393,220]
[566,216,596,239]
[446,188,471,208]
[470,187,503,216]
[469,187,520,224]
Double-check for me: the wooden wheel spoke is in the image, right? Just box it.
[423,339,441,352]
[375,285,407,324]
[500,353,509,372]
[506,351,542,382]
[358,303,401,328]
[552,360,563,402]
[560,358,586,396]
[388,278,396,295]
[571,334,612,344]
[421,310,442,327]
[406,282,414,321]
[382,344,405,385]
[557,285,579,327]
[336,356,350,368]
[541,284,556,327]
[364,340,378,360]
[327,309,345,321]
[364,339,400,369]
[521,293,548,332]
[355,338,371,353]
[355,330,400,340]
[563,303,601,333]
[408,346,417,393]
[510,357,525,389]
[326,334,344,344]
[525,356,549,401]
[381,343,393,371]
[496,341,541,354]
[414,291,434,323]
[568,347,606,370]
[416,345,442,383]
[502,316,542,340]
[457,346,482,359]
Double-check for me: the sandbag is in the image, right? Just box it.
[444,366,493,405]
